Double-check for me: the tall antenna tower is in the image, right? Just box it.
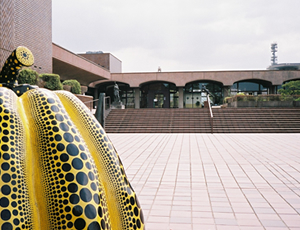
[271,43,278,65]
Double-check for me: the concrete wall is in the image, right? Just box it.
[106,70,300,88]
[79,53,122,73]
[109,54,122,73]
[76,95,94,110]
[229,101,294,108]
[53,44,111,86]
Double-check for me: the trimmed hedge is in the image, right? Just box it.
[62,79,81,94]
[18,68,38,85]
[39,74,63,90]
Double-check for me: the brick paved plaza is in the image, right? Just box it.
[108,134,300,230]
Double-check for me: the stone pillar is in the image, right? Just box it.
[93,88,99,99]
[134,88,140,109]
[223,86,231,98]
[270,85,277,94]
[178,87,184,108]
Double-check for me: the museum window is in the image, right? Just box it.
[96,82,134,108]
[231,80,271,96]
[140,82,178,108]
[184,81,223,108]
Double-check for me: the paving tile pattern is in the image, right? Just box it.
[108,134,300,230]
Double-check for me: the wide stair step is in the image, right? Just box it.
[104,108,300,133]
[212,108,300,133]
[105,108,211,133]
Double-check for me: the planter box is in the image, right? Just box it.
[230,101,257,107]
[81,86,88,94]
[76,95,93,110]
[63,85,71,91]
[293,101,300,107]
[229,100,294,107]
[257,101,293,107]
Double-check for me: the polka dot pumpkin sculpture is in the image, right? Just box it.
[0,47,145,230]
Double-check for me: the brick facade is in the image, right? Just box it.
[0,0,52,74]
[0,0,15,68]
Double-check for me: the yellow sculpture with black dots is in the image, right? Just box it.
[0,47,145,230]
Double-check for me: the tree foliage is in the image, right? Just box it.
[278,80,300,96]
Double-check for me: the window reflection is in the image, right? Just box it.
[231,81,270,96]
[140,82,178,108]
[184,81,223,108]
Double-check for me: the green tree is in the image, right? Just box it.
[18,68,38,85]
[62,79,81,94]
[278,80,300,96]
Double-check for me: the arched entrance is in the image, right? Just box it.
[96,81,135,108]
[184,81,223,108]
[231,79,272,96]
[140,81,178,108]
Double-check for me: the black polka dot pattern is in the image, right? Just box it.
[0,88,33,229]
[25,88,111,229]
[56,91,145,230]
[0,47,34,85]
[0,87,144,229]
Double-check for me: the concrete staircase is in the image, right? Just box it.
[212,108,300,133]
[104,108,300,133]
[104,108,211,133]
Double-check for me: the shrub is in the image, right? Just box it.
[38,74,63,90]
[62,79,81,94]
[280,95,293,101]
[246,96,256,101]
[236,96,245,101]
[257,95,267,101]
[269,95,280,101]
[18,68,38,85]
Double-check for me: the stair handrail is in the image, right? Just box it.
[104,96,111,118]
[83,98,99,112]
[207,94,214,134]
[202,85,214,133]
[83,96,111,118]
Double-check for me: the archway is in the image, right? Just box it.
[95,81,135,108]
[184,80,223,108]
[231,79,272,96]
[140,81,178,108]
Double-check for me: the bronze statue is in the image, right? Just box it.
[114,81,121,102]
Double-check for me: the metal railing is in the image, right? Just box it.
[83,99,99,113]
[104,96,111,118]
[83,96,111,114]
[207,94,214,134]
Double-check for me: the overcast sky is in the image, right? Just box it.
[52,0,300,73]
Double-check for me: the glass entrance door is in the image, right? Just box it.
[153,94,165,108]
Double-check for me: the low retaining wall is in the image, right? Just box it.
[76,95,93,110]
[229,101,300,107]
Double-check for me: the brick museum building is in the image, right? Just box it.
[1,0,300,109]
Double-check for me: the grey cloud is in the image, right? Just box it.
[52,0,300,72]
